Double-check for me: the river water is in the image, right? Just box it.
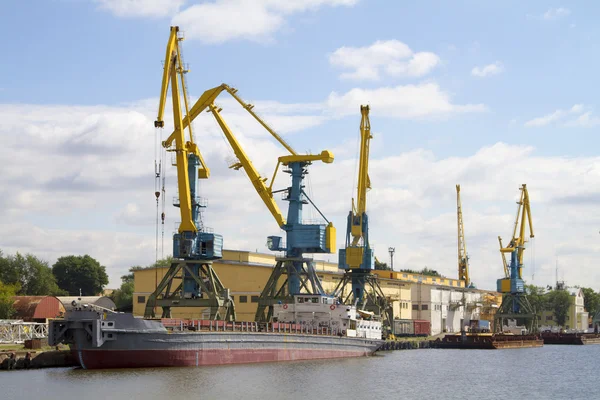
[1,346,597,400]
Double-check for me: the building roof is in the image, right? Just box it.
[11,296,66,321]
[57,296,116,311]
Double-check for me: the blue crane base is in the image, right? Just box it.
[254,257,327,322]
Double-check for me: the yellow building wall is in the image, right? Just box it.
[373,270,465,288]
[540,293,583,330]
[133,251,463,322]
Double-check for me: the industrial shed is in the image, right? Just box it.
[11,296,66,322]
[11,296,116,322]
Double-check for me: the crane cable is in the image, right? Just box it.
[160,128,166,259]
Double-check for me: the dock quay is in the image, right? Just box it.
[0,348,76,370]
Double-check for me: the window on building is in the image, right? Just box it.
[412,304,419,311]
[311,297,319,303]
[251,296,259,303]
[137,296,145,304]
[546,315,553,321]
[432,278,437,282]
[566,316,570,321]
[403,274,408,278]
[239,295,248,303]
[422,304,428,311]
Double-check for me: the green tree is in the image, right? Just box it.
[547,289,572,328]
[110,269,136,310]
[0,280,19,319]
[0,251,63,295]
[147,256,173,269]
[52,255,109,296]
[580,287,600,318]
[525,284,548,318]
[374,259,391,271]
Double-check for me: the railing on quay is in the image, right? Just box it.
[161,318,340,336]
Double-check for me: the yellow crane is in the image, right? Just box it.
[333,106,393,337]
[494,184,536,332]
[174,83,336,321]
[456,185,470,286]
[144,26,234,320]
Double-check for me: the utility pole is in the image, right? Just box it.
[388,247,395,270]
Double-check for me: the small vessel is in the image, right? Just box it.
[49,295,383,369]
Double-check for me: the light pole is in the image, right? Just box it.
[388,247,395,270]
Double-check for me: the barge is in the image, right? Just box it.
[432,332,543,349]
[541,332,600,345]
[49,295,383,369]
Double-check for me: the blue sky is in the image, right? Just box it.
[1,0,600,291]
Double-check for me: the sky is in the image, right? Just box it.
[1,0,600,291]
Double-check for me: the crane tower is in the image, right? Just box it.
[144,27,235,320]
[332,106,393,335]
[494,184,537,332]
[456,184,471,287]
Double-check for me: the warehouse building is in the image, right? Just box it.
[133,250,475,325]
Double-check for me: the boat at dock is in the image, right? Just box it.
[431,332,543,349]
[48,295,383,369]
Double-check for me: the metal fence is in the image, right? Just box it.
[0,320,48,343]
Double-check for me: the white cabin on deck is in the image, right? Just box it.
[273,294,382,340]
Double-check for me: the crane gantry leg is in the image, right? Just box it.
[144,259,235,321]
[331,271,393,333]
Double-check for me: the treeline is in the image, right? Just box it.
[0,250,108,318]
[399,267,443,278]
[102,256,174,311]
[527,285,600,327]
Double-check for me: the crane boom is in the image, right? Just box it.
[354,106,371,217]
[161,84,323,231]
[456,185,470,286]
[498,236,509,278]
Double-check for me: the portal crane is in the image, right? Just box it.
[456,185,471,287]
[332,106,393,335]
[177,83,336,321]
[144,26,235,320]
[494,184,537,332]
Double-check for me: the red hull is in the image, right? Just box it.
[74,348,371,369]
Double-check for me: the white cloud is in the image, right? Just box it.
[171,0,358,43]
[95,0,186,18]
[326,83,487,118]
[524,104,585,127]
[329,40,440,81]
[564,111,600,127]
[2,97,600,292]
[543,7,571,20]
[471,62,503,78]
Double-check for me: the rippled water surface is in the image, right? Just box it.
[1,346,598,400]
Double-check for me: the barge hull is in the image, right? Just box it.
[75,347,369,369]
